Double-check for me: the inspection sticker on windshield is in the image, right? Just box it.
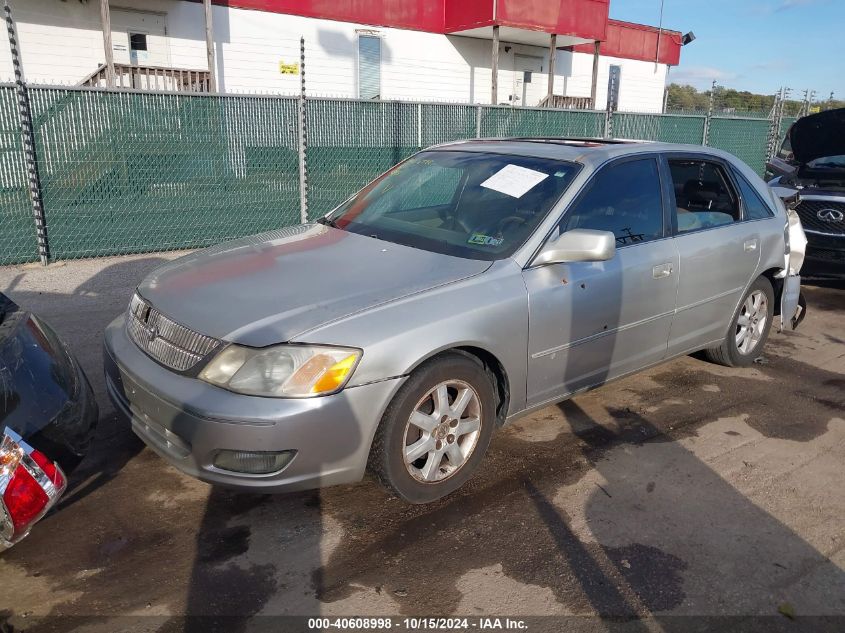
[480,164,549,198]
[468,233,503,247]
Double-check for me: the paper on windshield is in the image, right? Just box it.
[480,164,549,198]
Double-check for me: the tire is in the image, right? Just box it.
[368,352,497,504]
[705,276,775,367]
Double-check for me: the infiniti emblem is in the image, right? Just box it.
[817,208,844,222]
[146,323,158,343]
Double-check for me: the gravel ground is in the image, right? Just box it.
[0,253,843,631]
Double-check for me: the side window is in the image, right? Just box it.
[562,158,663,246]
[733,172,775,220]
[668,159,740,233]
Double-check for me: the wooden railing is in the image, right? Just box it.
[81,63,212,93]
[538,95,594,110]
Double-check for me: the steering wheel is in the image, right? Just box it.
[492,215,528,235]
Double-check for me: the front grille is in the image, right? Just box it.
[808,247,845,263]
[126,293,220,372]
[795,199,845,235]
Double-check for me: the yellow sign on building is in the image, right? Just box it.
[279,61,299,75]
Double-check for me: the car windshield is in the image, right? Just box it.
[323,150,580,260]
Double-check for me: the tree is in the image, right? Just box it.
[666,83,843,115]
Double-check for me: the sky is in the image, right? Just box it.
[609,0,845,100]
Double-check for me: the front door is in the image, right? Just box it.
[524,156,679,406]
[512,55,544,107]
[664,156,762,355]
[110,9,171,68]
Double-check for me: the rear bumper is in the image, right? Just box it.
[103,315,404,493]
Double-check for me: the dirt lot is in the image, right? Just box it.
[0,253,843,631]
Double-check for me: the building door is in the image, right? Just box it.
[110,9,171,68]
[512,54,544,107]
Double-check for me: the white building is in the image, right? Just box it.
[0,0,685,112]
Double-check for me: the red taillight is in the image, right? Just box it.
[30,449,66,490]
[1,428,66,548]
[3,467,50,535]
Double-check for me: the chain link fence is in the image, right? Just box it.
[25,88,300,261]
[613,112,706,144]
[0,86,38,265]
[0,85,798,265]
[706,116,773,175]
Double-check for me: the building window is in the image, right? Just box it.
[607,65,621,111]
[129,33,148,52]
[358,34,381,100]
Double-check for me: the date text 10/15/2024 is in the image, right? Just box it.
[307,617,529,630]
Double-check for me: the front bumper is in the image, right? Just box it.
[802,233,845,280]
[103,315,404,492]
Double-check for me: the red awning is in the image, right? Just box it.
[568,19,682,66]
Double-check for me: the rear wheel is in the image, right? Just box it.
[368,353,496,503]
[705,276,774,367]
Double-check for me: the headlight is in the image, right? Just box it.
[198,344,361,398]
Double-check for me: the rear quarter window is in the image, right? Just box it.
[733,171,775,220]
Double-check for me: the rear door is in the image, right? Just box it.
[524,155,679,405]
[664,155,762,355]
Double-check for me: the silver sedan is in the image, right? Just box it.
[104,139,805,503]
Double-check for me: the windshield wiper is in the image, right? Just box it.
[318,216,340,228]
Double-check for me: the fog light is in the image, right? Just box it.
[212,449,295,474]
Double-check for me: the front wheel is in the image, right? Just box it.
[705,276,774,367]
[368,353,496,504]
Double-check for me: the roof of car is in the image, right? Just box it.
[430,137,739,169]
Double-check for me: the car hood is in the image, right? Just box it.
[137,224,491,347]
[789,108,845,165]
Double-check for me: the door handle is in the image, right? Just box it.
[652,263,673,279]
[744,239,758,252]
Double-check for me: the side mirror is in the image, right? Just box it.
[532,229,616,266]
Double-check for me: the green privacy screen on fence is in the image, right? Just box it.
[0,86,792,265]
[27,88,301,261]
[0,87,39,265]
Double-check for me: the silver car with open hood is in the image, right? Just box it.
[767,107,845,279]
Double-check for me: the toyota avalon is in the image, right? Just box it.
[104,139,805,503]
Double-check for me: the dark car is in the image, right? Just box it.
[767,108,845,279]
[1,293,98,549]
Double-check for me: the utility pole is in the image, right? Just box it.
[203,0,217,92]
[590,41,600,109]
[546,33,557,102]
[297,36,308,223]
[491,26,499,105]
[654,0,665,72]
[99,0,115,88]
[4,0,49,264]
[703,79,717,145]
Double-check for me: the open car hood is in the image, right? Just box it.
[789,108,845,165]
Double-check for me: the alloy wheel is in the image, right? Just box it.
[402,380,482,483]
[735,290,768,355]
